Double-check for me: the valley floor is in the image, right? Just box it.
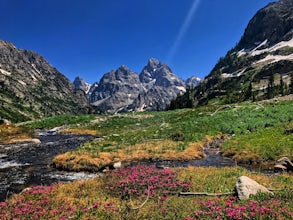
[0,99,292,219]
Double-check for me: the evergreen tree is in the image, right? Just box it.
[279,75,284,96]
[245,82,253,100]
[267,74,275,99]
[290,72,293,94]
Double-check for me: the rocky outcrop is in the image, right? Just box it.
[235,176,273,200]
[207,0,293,99]
[88,82,99,97]
[135,58,186,111]
[236,0,293,50]
[73,76,91,94]
[173,0,293,108]
[0,40,89,122]
[89,58,188,113]
[186,75,202,89]
[89,65,143,113]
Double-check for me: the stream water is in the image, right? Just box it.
[0,131,237,202]
[0,131,97,201]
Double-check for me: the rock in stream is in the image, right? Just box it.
[0,132,96,201]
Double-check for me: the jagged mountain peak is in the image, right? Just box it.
[140,58,176,84]
[100,65,139,84]
[117,65,133,74]
[73,76,91,94]
[186,76,202,89]
[147,57,160,68]
[146,58,172,72]
[170,0,293,109]
[88,58,188,113]
[118,64,130,71]
[236,0,293,51]
[0,40,17,49]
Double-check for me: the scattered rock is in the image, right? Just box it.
[235,176,273,200]
[102,167,110,173]
[155,164,166,169]
[7,138,41,144]
[31,139,41,144]
[113,161,122,169]
[0,119,11,125]
[274,157,293,172]
[21,187,32,194]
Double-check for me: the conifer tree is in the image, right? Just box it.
[279,75,284,96]
[267,74,275,99]
[290,72,293,94]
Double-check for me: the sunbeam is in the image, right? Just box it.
[167,0,201,64]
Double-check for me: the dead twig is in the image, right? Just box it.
[179,191,234,196]
[126,186,150,210]
[210,105,232,116]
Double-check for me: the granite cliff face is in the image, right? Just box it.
[73,76,91,94]
[236,0,293,50]
[175,0,293,107]
[88,58,188,113]
[186,75,202,89]
[0,40,89,122]
[133,58,186,111]
[89,65,142,113]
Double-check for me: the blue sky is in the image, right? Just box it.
[1,0,274,83]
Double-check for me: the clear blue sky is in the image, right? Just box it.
[1,0,274,84]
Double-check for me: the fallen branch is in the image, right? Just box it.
[210,105,232,116]
[179,191,234,196]
[267,188,289,192]
[126,186,150,210]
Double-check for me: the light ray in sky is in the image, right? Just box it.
[167,0,201,64]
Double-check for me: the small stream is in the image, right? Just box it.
[0,130,97,201]
[0,131,237,202]
[132,148,237,168]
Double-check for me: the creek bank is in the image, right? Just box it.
[0,131,96,202]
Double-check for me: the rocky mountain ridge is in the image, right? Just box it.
[73,76,91,94]
[0,40,89,122]
[172,0,293,108]
[84,58,201,113]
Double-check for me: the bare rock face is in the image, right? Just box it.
[135,58,186,111]
[186,75,201,89]
[0,40,89,122]
[182,0,293,106]
[89,58,188,113]
[73,76,91,94]
[235,176,273,200]
[89,65,142,113]
[236,0,293,50]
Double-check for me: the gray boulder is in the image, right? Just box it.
[235,176,273,200]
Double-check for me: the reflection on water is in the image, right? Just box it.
[0,132,96,201]
[0,131,239,202]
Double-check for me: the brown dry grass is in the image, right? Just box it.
[177,166,293,192]
[0,124,34,144]
[53,139,206,172]
[60,128,97,135]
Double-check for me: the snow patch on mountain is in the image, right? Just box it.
[238,37,293,57]
[256,54,293,64]
[0,68,12,76]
